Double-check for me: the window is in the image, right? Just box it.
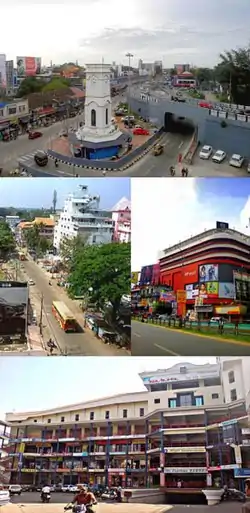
[212,393,219,399]
[48,419,51,424]
[34,419,37,423]
[139,408,144,417]
[154,398,160,404]
[91,109,96,126]
[61,416,65,422]
[0,109,3,117]
[169,398,177,408]
[105,108,108,125]
[180,366,187,374]
[195,396,204,406]
[230,389,237,401]
[123,409,127,418]
[228,371,235,384]
[179,393,192,407]
[75,414,79,421]
[90,411,94,420]
[8,107,16,115]
[105,411,110,420]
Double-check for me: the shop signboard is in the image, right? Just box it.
[16,57,41,77]
[234,468,250,478]
[185,282,218,299]
[131,272,139,284]
[218,282,235,299]
[165,447,206,453]
[164,467,207,474]
[199,264,218,283]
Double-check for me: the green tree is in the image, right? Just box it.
[42,78,70,92]
[214,46,250,104]
[16,77,45,97]
[23,223,53,256]
[68,242,131,321]
[0,221,15,259]
[59,235,87,271]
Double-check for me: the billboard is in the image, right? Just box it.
[139,265,153,285]
[219,282,235,299]
[131,272,139,284]
[0,54,7,88]
[152,263,160,285]
[199,264,218,282]
[233,271,250,301]
[16,57,41,77]
[216,221,229,230]
[185,282,219,299]
[0,282,28,338]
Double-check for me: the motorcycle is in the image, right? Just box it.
[64,503,96,513]
[169,166,175,176]
[222,486,246,502]
[41,492,51,503]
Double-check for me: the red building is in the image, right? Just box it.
[158,225,250,316]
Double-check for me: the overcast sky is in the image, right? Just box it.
[0,0,249,67]
[132,178,250,270]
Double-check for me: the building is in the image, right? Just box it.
[172,71,196,88]
[5,215,20,232]
[3,358,250,491]
[75,64,128,160]
[0,99,29,140]
[53,185,114,251]
[5,60,14,94]
[0,421,10,484]
[16,217,55,246]
[174,64,191,74]
[112,197,131,243]
[158,223,250,318]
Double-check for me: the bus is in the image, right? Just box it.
[52,301,78,332]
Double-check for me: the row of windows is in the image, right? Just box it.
[41,408,146,424]
[0,105,26,117]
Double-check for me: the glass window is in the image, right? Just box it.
[75,414,79,421]
[228,371,235,384]
[90,411,94,420]
[230,389,237,401]
[179,394,192,407]
[169,399,177,408]
[195,396,204,406]
[61,416,65,422]
[105,410,110,419]
[123,409,127,418]
[139,408,144,417]
[91,109,96,126]
[212,393,219,399]
[154,398,160,404]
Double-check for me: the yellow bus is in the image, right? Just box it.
[52,301,78,332]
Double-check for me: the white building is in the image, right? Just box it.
[112,197,131,243]
[218,357,250,411]
[5,215,20,231]
[76,63,123,144]
[53,185,114,251]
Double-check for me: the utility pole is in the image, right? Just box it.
[39,294,44,335]
[126,52,133,117]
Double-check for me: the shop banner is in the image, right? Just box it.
[131,272,139,284]
[234,468,250,478]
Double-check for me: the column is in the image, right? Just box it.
[145,420,149,488]
[160,413,165,487]
[105,422,111,487]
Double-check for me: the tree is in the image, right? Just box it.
[0,221,15,259]
[59,235,87,271]
[23,223,53,255]
[68,242,131,321]
[214,46,250,104]
[42,78,70,92]
[16,77,45,97]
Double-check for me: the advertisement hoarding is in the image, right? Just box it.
[233,271,250,301]
[131,272,138,284]
[0,282,28,338]
[152,263,160,285]
[139,265,153,285]
[199,264,218,282]
[16,57,41,77]
[185,282,219,299]
[0,54,7,88]
[219,282,235,299]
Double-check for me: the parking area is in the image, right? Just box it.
[192,149,248,176]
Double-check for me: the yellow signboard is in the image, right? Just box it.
[131,272,139,284]
[18,443,25,453]
[166,447,206,453]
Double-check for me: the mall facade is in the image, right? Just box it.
[132,223,250,319]
[1,358,250,491]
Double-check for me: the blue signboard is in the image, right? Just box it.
[234,468,250,478]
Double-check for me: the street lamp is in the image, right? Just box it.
[126,52,134,117]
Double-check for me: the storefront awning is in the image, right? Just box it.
[215,305,247,315]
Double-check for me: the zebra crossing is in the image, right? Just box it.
[17,151,38,166]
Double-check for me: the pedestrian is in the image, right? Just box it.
[235,318,239,335]
[54,158,58,168]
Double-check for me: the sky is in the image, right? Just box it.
[0,178,130,209]
[0,356,215,420]
[0,0,249,67]
[132,177,250,270]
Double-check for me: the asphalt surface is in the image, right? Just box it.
[132,320,250,356]
[21,259,125,356]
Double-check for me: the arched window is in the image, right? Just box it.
[91,109,96,127]
[105,108,108,125]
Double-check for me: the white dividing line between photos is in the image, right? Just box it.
[154,343,180,356]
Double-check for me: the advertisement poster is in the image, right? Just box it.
[0,54,7,88]
[233,271,250,301]
[185,282,218,299]
[152,262,160,285]
[159,290,176,302]
[16,56,41,77]
[0,282,28,338]
[131,272,138,284]
[219,282,235,299]
[199,264,218,282]
[139,265,153,285]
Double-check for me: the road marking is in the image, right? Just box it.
[178,141,184,149]
[154,343,180,356]
[133,332,141,338]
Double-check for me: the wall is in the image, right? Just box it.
[221,360,245,404]
[129,96,250,158]
[126,489,166,503]
[147,385,223,412]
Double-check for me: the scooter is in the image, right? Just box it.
[222,486,246,502]
[41,492,51,503]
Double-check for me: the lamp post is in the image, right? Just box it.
[126,52,134,117]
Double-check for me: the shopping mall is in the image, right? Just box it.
[1,358,250,499]
[132,222,250,319]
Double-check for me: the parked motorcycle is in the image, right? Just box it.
[41,492,51,503]
[222,486,246,502]
[101,488,118,501]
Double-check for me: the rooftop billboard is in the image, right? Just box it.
[0,281,28,339]
[16,57,41,77]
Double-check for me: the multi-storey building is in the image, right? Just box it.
[0,421,10,484]
[3,358,250,492]
[53,185,114,252]
[16,217,55,246]
[112,197,131,243]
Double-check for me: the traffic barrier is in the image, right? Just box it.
[132,316,250,336]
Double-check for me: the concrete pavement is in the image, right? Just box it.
[1,505,172,513]
[132,320,250,356]
[21,259,126,356]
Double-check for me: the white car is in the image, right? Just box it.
[229,154,244,168]
[28,279,35,285]
[61,485,70,493]
[199,145,213,160]
[0,490,10,505]
[68,485,78,493]
[212,150,226,163]
[9,484,22,495]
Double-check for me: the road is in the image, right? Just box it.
[22,259,126,356]
[11,492,77,504]
[132,321,250,356]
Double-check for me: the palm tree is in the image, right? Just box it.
[215,46,250,104]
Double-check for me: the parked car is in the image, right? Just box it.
[229,154,244,168]
[9,485,22,496]
[28,131,43,140]
[67,485,78,493]
[210,317,227,324]
[199,145,213,160]
[133,128,150,136]
[158,314,170,321]
[212,150,226,163]
[0,490,10,505]
[198,101,213,109]
[28,279,35,285]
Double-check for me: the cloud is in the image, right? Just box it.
[131,178,250,270]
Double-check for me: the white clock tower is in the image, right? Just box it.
[77,63,122,143]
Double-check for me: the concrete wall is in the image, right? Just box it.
[129,96,250,158]
[125,489,166,504]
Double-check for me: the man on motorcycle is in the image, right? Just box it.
[41,484,51,500]
[71,486,97,513]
